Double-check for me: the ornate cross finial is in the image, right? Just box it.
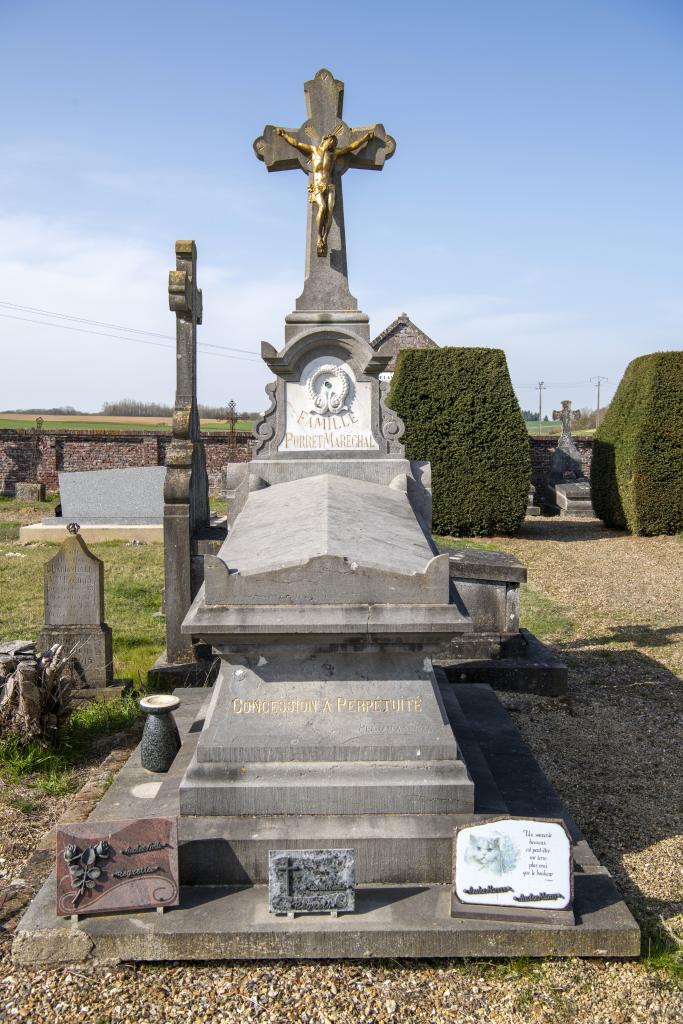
[254,69,395,313]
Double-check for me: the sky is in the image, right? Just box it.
[0,0,681,416]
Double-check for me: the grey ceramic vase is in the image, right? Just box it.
[140,695,181,773]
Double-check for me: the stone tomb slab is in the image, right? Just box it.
[13,685,640,962]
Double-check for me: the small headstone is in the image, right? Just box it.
[526,483,541,516]
[452,817,572,917]
[37,524,113,687]
[15,482,46,502]
[268,849,355,916]
[56,817,179,917]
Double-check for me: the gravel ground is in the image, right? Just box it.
[0,516,681,1022]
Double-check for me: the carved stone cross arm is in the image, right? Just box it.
[168,240,202,325]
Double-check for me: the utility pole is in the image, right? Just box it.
[591,376,608,427]
[536,381,546,436]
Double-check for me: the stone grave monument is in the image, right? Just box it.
[546,400,595,517]
[13,69,638,963]
[20,466,166,543]
[37,523,113,688]
[149,240,226,688]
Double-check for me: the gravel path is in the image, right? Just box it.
[0,516,681,1022]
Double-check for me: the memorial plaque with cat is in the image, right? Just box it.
[452,817,573,922]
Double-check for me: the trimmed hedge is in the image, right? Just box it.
[591,351,683,535]
[388,347,531,536]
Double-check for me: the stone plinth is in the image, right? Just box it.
[12,685,640,962]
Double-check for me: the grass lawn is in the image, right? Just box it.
[0,534,165,684]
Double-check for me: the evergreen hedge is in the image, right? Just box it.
[388,347,531,536]
[591,351,683,535]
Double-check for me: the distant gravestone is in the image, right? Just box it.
[546,400,595,517]
[15,482,46,502]
[37,524,113,687]
[45,467,166,525]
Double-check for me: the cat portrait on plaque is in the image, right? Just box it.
[452,817,574,924]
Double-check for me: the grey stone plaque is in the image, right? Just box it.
[268,849,355,915]
[38,531,113,687]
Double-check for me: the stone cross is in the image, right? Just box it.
[553,400,580,439]
[163,240,210,665]
[168,241,203,444]
[254,68,395,313]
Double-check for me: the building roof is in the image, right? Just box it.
[371,313,439,371]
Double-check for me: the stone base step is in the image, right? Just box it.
[179,755,475,816]
[12,875,640,964]
[179,812,476,885]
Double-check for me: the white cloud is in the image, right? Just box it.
[0,215,294,412]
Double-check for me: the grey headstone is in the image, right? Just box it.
[15,482,46,502]
[38,532,113,687]
[268,849,355,915]
[47,467,166,525]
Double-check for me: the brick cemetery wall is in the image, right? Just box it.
[1,428,590,503]
[0,429,253,499]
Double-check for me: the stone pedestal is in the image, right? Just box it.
[180,652,474,824]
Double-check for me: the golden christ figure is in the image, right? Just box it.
[274,127,375,257]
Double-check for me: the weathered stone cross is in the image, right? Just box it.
[254,68,395,313]
[553,399,580,439]
[168,240,203,443]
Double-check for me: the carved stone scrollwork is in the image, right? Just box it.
[379,381,405,454]
[252,382,278,456]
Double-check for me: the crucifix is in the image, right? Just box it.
[254,68,395,313]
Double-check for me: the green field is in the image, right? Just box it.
[525,421,596,437]
[0,417,254,432]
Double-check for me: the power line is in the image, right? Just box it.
[0,300,261,359]
[0,311,262,363]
